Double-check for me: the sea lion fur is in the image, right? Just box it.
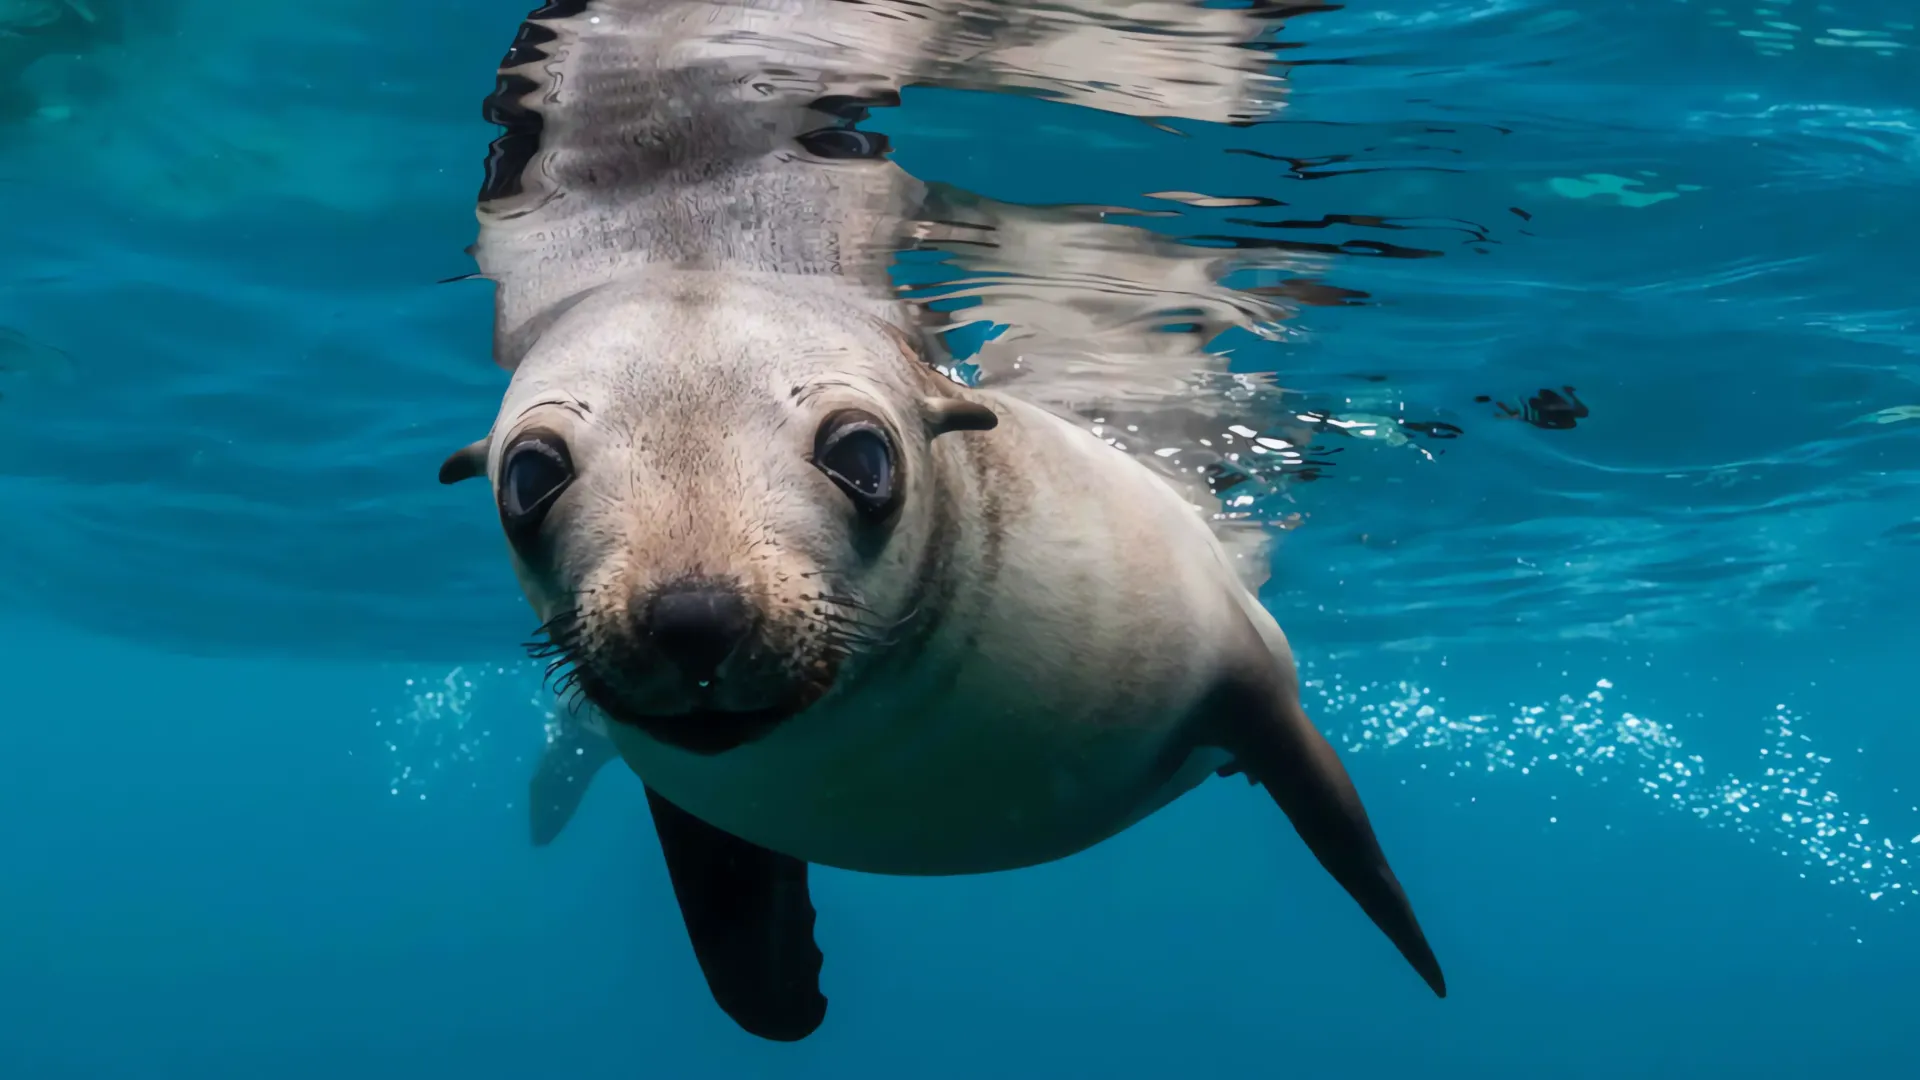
[445,0,1446,1043]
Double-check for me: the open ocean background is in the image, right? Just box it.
[2,0,1917,1076]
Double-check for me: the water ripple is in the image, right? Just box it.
[0,0,1914,665]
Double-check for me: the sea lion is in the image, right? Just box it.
[444,0,1445,1042]
[501,0,1319,850]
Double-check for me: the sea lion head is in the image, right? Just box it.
[441,275,995,755]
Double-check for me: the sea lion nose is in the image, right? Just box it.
[645,584,752,684]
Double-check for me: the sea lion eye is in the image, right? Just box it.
[814,410,898,517]
[499,430,574,536]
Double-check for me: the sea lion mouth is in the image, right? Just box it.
[598,701,804,756]
[526,606,836,756]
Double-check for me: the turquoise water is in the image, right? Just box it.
[4,0,1919,1075]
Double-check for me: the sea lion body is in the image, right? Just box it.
[522,282,1273,873]
[600,342,1256,876]
[451,0,1449,1044]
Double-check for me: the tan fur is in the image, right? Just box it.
[469,267,1313,874]
[455,7,1458,1019]
[457,0,1343,872]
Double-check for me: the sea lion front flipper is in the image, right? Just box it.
[644,786,827,1042]
[527,710,620,847]
[1206,663,1448,999]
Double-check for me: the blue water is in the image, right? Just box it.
[4,0,1918,1076]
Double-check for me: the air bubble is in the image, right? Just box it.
[1301,661,1916,913]
[375,655,1918,915]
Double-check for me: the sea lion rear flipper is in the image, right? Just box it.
[527,711,620,846]
[1207,666,1448,998]
[644,786,827,1042]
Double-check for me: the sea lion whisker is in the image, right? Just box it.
[817,620,913,651]
[810,598,922,635]
[813,610,891,632]
[524,607,585,656]
[806,590,884,616]
[815,621,887,647]
[802,607,906,638]
[544,658,586,697]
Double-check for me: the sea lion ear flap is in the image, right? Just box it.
[438,438,490,485]
[923,397,999,438]
[876,320,999,437]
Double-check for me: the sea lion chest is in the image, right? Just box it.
[607,404,1252,874]
[606,639,1236,876]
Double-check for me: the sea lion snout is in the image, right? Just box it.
[640,580,756,686]
[567,566,847,755]
[594,575,797,712]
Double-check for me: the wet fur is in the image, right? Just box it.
[478,268,1260,873]
[455,0,1446,1041]
[469,270,1447,1008]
